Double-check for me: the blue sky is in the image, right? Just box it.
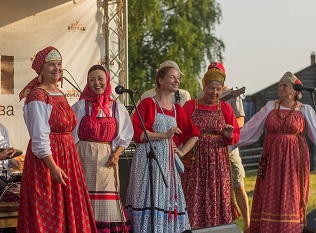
[214,0,316,95]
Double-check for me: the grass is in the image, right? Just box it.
[234,170,316,230]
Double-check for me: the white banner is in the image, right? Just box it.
[0,0,105,152]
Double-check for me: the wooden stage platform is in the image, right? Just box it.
[0,203,18,229]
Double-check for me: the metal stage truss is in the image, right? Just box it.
[103,0,129,105]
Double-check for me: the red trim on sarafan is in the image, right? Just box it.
[89,193,121,200]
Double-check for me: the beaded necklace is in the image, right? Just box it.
[276,99,297,129]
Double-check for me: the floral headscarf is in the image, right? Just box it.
[202,68,226,87]
[280,71,303,99]
[79,65,112,119]
[19,46,62,101]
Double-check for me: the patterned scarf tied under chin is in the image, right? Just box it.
[79,69,112,119]
[19,46,62,101]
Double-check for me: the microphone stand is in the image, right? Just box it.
[128,92,168,233]
[62,69,82,93]
[63,76,82,93]
[307,90,316,114]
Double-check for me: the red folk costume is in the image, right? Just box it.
[17,47,97,233]
[72,66,133,233]
[181,100,240,229]
[181,68,240,229]
[250,102,309,233]
[132,98,200,146]
[236,72,316,233]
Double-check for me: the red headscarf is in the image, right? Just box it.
[19,46,62,101]
[79,65,113,119]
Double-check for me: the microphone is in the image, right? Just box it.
[115,85,138,94]
[293,84,316,93]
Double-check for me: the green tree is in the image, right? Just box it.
[128,0,225,100]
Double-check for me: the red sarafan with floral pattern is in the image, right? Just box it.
[17,88,97,233]
[181,100,240,229]
[249,105,309,233]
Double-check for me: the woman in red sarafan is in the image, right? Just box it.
[72,65,134,233]
[235,72,316,233]
[17,46,97,233]
[181,68,240,229]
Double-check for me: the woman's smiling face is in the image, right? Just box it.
[88,69,107,95]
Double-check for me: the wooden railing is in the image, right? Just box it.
[239,147,262,174]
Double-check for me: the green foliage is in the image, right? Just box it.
[128,0,225,100]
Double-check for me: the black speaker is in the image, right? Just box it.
[118,153,133,206]
[192,223,241,233]
[304,209,316,233]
